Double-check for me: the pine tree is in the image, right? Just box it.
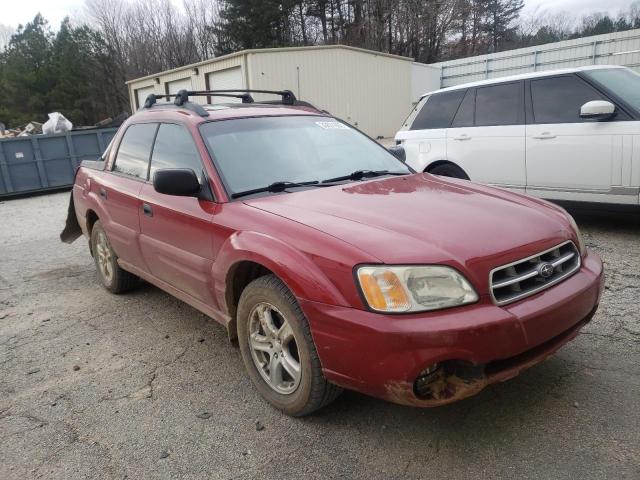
[483,0,524,53]
[0,14,55,127]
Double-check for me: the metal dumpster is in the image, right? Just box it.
[0,128,118,198]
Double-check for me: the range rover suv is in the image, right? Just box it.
[396,65,640,206]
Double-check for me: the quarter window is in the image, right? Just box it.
[149,124,203,181]
[411,89,466,130]
[112,123,157,179]
[475,82,522,126]
[531,75,606,124]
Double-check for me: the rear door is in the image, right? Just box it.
[446,81,526,191]
[103,122,157,270]
[395,92,456,172]
[525,74,628,202]
[138,123,218,305]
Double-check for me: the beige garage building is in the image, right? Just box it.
[126,45,440,139]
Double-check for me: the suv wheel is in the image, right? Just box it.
[237,274,342,416]
[91,221,138,293]
[429,163,469,180]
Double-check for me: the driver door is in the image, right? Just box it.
[525,74,627,201]
[138,123,218,305]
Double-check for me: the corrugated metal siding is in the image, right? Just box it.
[247,49,411,138]
[434,29,640,87]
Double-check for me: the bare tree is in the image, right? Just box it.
[0,23,15,50]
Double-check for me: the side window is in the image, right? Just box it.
[411,89,466,130]
[112,123,158,179]
[451,89,475,128]
[475,82,522,126]
[149,124,203,182]
[531,75,606,124]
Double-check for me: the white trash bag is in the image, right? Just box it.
[43,112,73,135]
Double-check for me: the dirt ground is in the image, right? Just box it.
[1,192,638,480]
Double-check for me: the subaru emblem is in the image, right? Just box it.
[538,262,554,279]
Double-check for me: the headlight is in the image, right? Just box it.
[566,213,586,255]
[356,265,478,313]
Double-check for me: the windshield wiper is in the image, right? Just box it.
[321,169,408,184]
[231,180,321,199]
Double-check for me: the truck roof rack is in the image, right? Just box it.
[141,89,304,118]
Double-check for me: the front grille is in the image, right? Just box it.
[490,241,581,306]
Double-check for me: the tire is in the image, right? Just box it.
[90,221,138,294]
[429,163,469,180]
[237,274,342,416]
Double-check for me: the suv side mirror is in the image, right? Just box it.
[388,145,406,162]
[580,100,616,120]
[153,168,201,197]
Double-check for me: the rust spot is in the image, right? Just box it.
[385,367,489,408]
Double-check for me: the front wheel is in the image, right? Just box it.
[237,275,342,416]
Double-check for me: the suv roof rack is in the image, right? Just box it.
[141,89,304,118]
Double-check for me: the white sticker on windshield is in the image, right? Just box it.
[315,121,349,130]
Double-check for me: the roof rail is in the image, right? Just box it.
[141,93,211,117]
[141,89,313,118]
[175,89,298,106]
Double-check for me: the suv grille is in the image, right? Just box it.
[490,241,581,306]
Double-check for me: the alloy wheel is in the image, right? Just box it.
[247,302,302,394]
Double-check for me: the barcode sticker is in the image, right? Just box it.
[316,121,349,130]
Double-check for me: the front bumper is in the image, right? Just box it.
[300,250,604,407]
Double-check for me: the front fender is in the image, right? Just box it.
[212,230,350,314]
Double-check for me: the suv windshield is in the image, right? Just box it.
[199,115,410,196]
[582,68,640,113]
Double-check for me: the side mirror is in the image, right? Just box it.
[580,100,616,120]
[388,145,406,163]
[153,168,201,197]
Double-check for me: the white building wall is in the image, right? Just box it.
[434,29,640,87]
[410,62,441,101]
[246,46,412,138]
[126,46,415,137]
[126,54,246,111]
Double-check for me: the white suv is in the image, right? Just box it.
[395,65,640,205]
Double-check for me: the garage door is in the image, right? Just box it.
[135,86,155,109]
[166,77,193,95]
[206,67,243,104]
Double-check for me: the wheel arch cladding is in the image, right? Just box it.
[215,231,350,319]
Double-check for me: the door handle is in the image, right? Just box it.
[533,132,556,140]
[142,203,153,217]
[99,188,107,199]
[453,134,471,141]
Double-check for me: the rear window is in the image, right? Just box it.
[112,123,157,179]
[451,89,475,128]
[475,82,522,126]
[411,90,466,130]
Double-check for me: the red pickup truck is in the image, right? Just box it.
[62,89,604,416]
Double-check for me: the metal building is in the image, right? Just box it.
[433,28,640,88]
[126,45,441,138]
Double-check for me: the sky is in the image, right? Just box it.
[0,0,636,30]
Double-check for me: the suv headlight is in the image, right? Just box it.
[566,213,586,255]
[356,265,478,313]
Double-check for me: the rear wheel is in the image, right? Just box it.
[429,163,469,180]
[90,221,138,294]
[237,274,342,416]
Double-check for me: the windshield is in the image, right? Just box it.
[582,68,640,113]
[199,115,410,196]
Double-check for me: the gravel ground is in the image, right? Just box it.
[0,192,638,480]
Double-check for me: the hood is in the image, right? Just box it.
[244,174,574,289]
